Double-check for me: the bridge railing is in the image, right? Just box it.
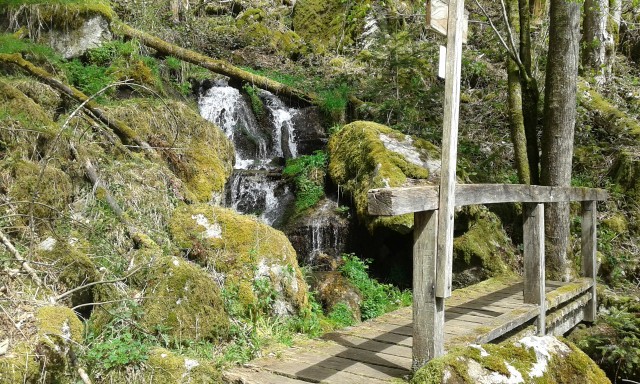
[367,184,608,371]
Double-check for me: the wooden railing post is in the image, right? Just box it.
[523,203,546,335]
[413,210,444,371]
[582,201,597,322]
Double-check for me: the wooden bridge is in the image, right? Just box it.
[225,183,607,383]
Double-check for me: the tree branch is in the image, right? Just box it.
[0,229,43,286]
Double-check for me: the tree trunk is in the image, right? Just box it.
[112,22,317,106]
[506,0,531,184]
[529,0,547,21]
[540,0,581,281]
[582,0,615,84]
[517,0,540,184]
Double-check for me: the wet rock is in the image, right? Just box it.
[290,106,328,155]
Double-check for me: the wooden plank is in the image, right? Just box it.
[336,325,412,347]
[368,185,608,216]
[545,278,593,310]
[323,333,413,359]
[546,293,591,335]
[224,367,310,384]
[582,201,597,322]
[523,203,546,335]
[435,0,466,299]
[285,352,409,381]
[412,210,444,369]
[426,0,470,43]
[448,305,539,345]
[260,360,392,384]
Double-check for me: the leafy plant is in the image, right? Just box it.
[339,253,411,320]
[327,302,355,328]
[242,83,264,117]
[283,150,327,212]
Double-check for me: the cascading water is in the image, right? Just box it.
[198,83,297,226]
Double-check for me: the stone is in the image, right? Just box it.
[48,16,112,59]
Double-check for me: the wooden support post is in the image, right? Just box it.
[436,0,466,299]
[582,201,597,322]
[413,210,445,371]
[523,203,546,335]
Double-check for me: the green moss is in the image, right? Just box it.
[6,160,73,226]
[168,204,309,316]
[105,99,234,202]
[142,257,229,342]
[6,77,61,120]
[0,342,41,383]
[602,213,628,233]
[36,239,98,308]
[412,337,610,384]
[0,79,57,139]
[1,0,115,30]
[328,121,438,233]
[146,348,222,384]
[36,305,83,344]
[452,206,515,278]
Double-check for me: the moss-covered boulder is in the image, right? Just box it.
[452,206,516,288]
[36,237,98,309]
[0,306,84,383]
[412,336,610,384]
[106,99,234,203]
[328,120,439,233]
[4,160,73,227]
[169,204,309,316]
[145,348,222,384]
[141,256,229,342]
[292,0,371,53]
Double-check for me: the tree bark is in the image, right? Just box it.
[529,0,547,21]
[506,0,531,184]
[582,0,615,84]
[540,0,581,281]
[112,22,317,106]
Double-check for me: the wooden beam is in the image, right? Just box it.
[582,201,597,322]
[412,210,444,370]
[523,203,546,335]
[368,184,608,216]
[436,0,466,299]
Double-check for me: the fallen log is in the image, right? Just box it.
[0,53,157,157]
[112,21,318,106]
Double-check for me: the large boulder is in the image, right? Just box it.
[412,336,610,384]
[328,120,440,234]
[169,204,309,317]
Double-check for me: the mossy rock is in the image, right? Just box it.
[452,206,516,287]
[328,120,439,234]
[7,77,61,121]
[6,160,73,226]
[142,256,229,342]
[168,204,309,316]
[0,79,56,157]
[36,237,98,309]
[609,150,640,233]
[236,8,307,58]
[412,336,610,384]
[105,99,234,202]
[292,0,371,53]
[145,348,222,384]
[1,1,115,31]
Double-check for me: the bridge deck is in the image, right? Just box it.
[224,277,592,384]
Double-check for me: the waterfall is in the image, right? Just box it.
[198,83,298,226]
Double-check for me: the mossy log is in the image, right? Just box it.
[0,53,156,157]
[112,22,318,106]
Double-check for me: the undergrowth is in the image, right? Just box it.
[283,150,327,213]
[339,253,411,320]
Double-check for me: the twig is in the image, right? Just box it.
[0,229,43,286]
[0,303,28,340]
[472,0,519,64]
[71,298,147,311]
[54,266,143,302]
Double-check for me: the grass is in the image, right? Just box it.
[283,150,327,213]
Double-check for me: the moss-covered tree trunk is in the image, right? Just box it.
[506,0,531,184]
[582,0,616,84]
[112,22,317,106]
[540,0,581,281]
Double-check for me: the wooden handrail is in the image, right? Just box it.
[368,184,608,216]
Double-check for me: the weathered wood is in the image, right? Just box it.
[546,292,591,335]
[545,277,593,310]
[224,368,309,384]
[426,0,470,43]
[523,203,546,335]
[582,201,597,322]
[436,0,466,299]
[368,184,609,216]
[412,210,444,370]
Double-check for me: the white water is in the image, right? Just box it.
[198,85,299,226]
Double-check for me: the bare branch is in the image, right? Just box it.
[472,0,520,64]
[54,266,144,302]
[0,228,43,286]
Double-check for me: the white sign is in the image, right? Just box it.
[426,0,469,44]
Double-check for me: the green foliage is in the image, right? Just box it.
[84,301,151,373]
[318,83,349,115]
[327,302,355,328]
[576,306,640,381]
[0,34,61,63]
[339,254,411,320]
[283,150,327,212]
[64,59,114,97]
